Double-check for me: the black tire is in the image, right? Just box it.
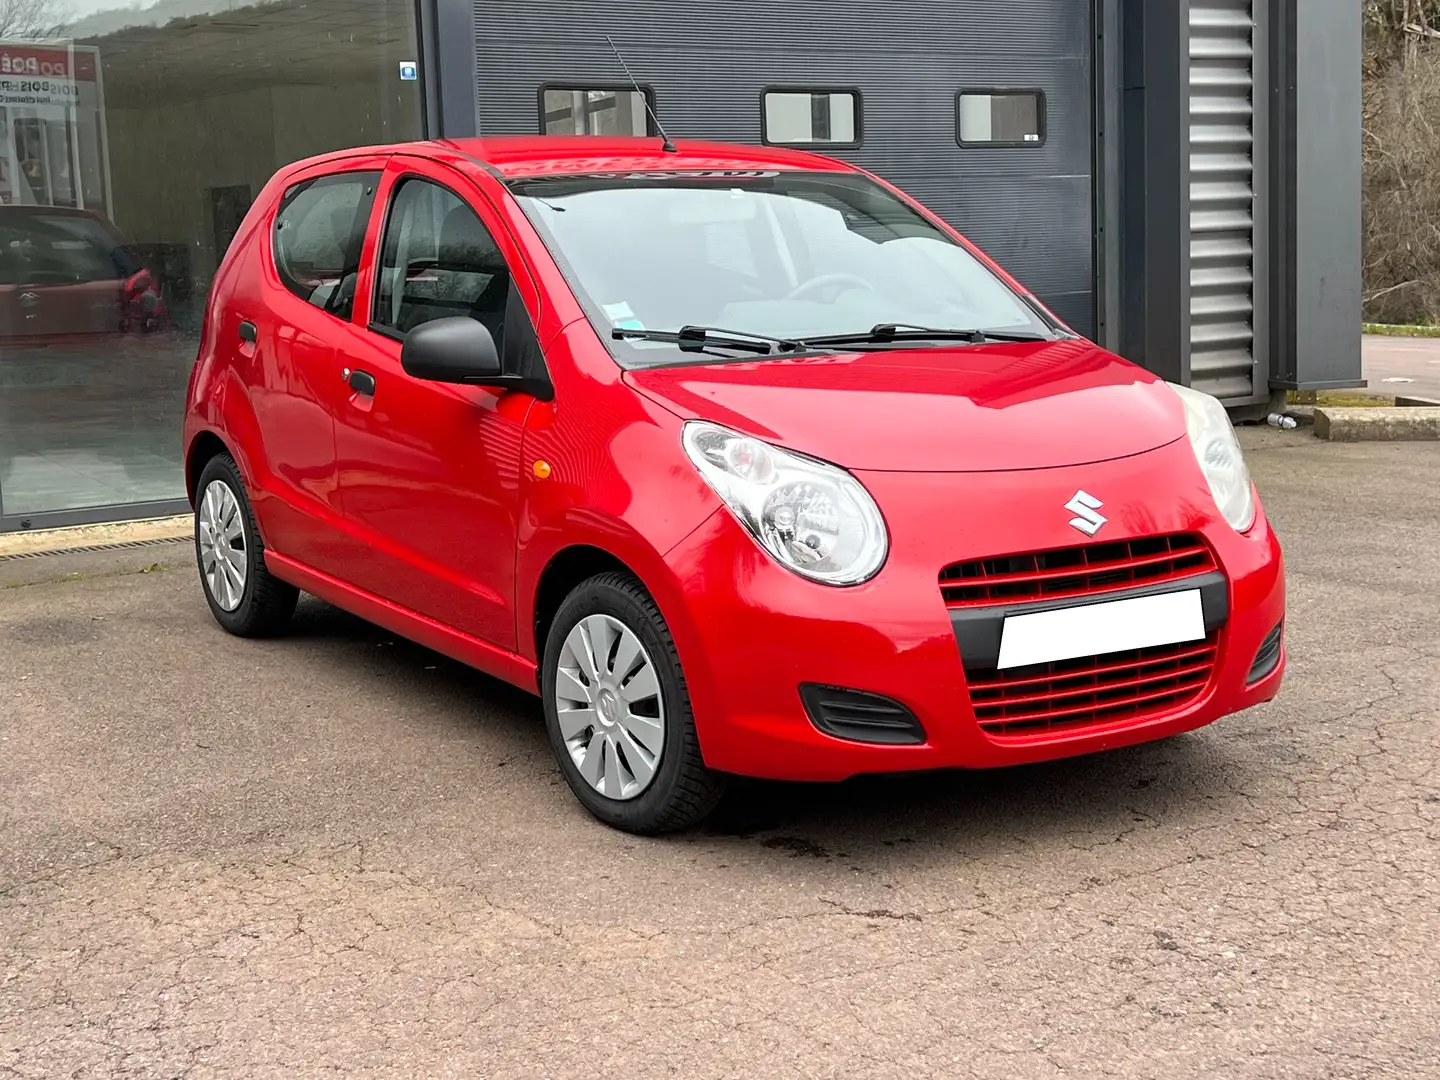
[541,572,728,834]
[194,453,298,637]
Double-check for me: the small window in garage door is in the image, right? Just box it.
[540,85,654,136]
[762,89,861,148]
[956,90,1046,147]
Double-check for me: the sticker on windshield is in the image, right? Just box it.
[603,301,644,331]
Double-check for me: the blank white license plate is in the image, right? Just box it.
[996,589,1206,670]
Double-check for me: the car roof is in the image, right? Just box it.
[300,136,859,180]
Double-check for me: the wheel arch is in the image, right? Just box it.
[531,544,634,667]
[185,430,232,506]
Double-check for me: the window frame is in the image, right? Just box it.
[270,168,382,323]
[537,82,658,137]
[954,87,1048,149]
[759,86,864,150]
[365,171,511,342]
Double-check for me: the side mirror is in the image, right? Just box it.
[401,316,502,384]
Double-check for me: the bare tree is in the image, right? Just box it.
[1365,0,1440,324]
[0,0,71,40]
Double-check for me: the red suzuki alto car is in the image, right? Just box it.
[183,136,1285,833]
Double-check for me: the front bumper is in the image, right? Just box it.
[661,439,1285,782]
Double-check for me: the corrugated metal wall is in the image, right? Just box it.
[471,0,1097,338]
[1187,0,1266,400]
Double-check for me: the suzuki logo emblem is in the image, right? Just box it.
[17,291,39,308]
[1065,490,1107,537]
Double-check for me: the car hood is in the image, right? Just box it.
[623,339,1188,473]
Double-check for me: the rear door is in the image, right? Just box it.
[245,156,383,568]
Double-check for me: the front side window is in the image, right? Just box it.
[372,177,510,351]
[273,171,379,320]
[540,86,653,136]
[507,170,1050,368]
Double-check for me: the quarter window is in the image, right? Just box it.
[762,89,861,147]
[956,90,1046,147]
[540,85,653,136]
[372,178,510,352]
[273,171,379,320]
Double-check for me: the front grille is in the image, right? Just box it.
[939,534,1217,608]
[967,632,1219,738]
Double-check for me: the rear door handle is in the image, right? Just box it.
[238,320,257,343]
[347,368,376,396]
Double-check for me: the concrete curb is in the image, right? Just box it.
[1313,406,1440,442]
[0,515,192,557]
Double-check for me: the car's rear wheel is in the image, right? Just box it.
[541,572,727,834]
[194,453,297,637]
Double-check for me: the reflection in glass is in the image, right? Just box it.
[0,0,422,522]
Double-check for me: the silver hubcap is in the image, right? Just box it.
[198,479,248,612]
[554,614,666,801]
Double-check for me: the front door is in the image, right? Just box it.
[330,160,534,649]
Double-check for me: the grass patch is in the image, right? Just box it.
[1,563,172,590]
[1363,322,1440,338]
[1287,390,1393,408]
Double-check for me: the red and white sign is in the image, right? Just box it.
[0,44,95,108]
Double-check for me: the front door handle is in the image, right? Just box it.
[347,368,376,396]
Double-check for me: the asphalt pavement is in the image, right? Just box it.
[1,427,1437,1079]
[1363,333,1440,399]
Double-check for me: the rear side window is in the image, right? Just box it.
[272,171,379,320]
[372,177,510,352]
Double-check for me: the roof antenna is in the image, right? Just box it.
[605,34,677,153]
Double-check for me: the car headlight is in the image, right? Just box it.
[681,421,888,585]
[1169,382,1256,533]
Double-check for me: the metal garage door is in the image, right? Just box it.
[1188,0,1267,401]
[471,0,1097,338]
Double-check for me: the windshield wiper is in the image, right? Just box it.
[611,325,805,355]
[802,323,1051,347]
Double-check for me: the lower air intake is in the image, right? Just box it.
[1247,622,1283,684]
[800,685,926,746]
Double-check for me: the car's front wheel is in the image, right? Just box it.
[194,453,298,637]
[541,572,727,834]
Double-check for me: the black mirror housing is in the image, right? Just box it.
[401,316,502,383]
[400,315,554,400]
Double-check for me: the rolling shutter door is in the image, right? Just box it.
[1188,0,1266,401]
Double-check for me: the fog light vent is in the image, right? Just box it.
[799,684,926,746]
[1247,622,1284,684]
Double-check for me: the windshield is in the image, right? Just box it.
[506,170,1054,366]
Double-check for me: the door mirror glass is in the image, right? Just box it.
[400,316,502,383]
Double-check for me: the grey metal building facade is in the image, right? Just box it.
[0,0,1358,532]
[425,0,1363,409]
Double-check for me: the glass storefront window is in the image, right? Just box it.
[0,0,422,526]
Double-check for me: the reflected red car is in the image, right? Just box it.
[0,205,167,344]
[183,137,1284,833]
